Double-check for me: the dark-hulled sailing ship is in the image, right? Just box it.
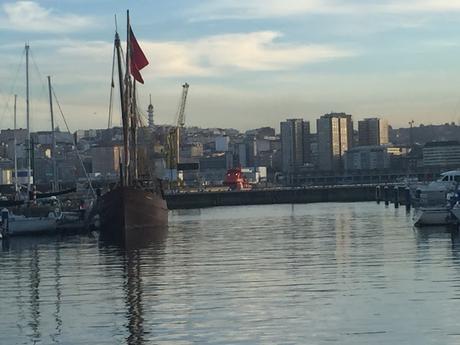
[99,11,168,242]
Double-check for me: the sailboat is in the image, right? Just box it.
[99,11,168,242]
[1,46,63,237]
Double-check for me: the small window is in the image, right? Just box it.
[454,176,460,182]
[442,176,449,181]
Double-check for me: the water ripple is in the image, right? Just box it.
[1,202,460,344]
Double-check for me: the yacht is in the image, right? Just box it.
[412,170,460,227]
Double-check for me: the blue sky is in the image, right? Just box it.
[2,0,460,132]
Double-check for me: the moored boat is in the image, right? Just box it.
[411,170,460,227]
[1,197,63,236]
[99,11,168,243]
[413,206,453,227]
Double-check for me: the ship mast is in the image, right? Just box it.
[125,10,138,184]
[13,94,18,199]
[25,43,31,196]
[47,76,58,192]
[131,81,138,181]
[115,29,129,186]
[114,10,143,186]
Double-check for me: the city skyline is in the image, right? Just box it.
[2,1,460,132]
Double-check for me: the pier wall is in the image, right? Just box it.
[166,185,377,210]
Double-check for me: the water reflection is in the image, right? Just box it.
[4,203,460,344]
[51,243,63,344]
[124,249,145,345]
[29,247,41,343]
[1,235,68,344]
[99,228,167,345]
[99,226,168,250]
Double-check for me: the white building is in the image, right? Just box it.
[241,167,267,183]
[423,141,460,167]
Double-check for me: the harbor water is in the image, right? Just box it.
[1,202,460,344]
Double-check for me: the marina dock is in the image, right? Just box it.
[165,185,380,209]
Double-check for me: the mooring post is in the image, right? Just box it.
[405,187,411,211]
[394,186,399,208]
[376,185,381,204]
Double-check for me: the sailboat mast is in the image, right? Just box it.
[47,76,58,192]
[13,94,18,198]
[115,31,129,186]
[131,81,138,181]
[125,10,134,184]
[25,43,31,195]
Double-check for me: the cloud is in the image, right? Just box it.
[0,1,96,32]
[190,0,460,20]
[140,31,355,77]
[29,31,353,79]
[0,31,355,130]
[0,31,353,102]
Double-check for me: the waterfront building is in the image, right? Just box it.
[358,118,389,146]
[317,112,353,171]
[90,145,123,177]
[0,128,28,145]
[75,129,99,142]
[422,141,460,167]
[241,167,267,183]
[215,135,230,152]
[199,152,233,185]
[0,129,28,168]
[280,119,311,174]
[182,142,203,159]
[244,135,258,167]
[344,145,390,171]
[236,142,247,167]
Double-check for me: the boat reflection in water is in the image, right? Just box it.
[99,225,167,344]
[98,224,168,250]
[1,225,167,345]
[124,249,146,345]
[1,235,64,344]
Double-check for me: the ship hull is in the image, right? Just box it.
[99,186,168,243]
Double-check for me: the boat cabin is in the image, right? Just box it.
[438,170,460,182]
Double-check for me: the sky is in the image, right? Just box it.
[2,0,460,132]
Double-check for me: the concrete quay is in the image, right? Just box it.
[165,185,380,210]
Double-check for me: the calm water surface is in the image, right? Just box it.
[1,202,460,344]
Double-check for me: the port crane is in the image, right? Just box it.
[167,83,189,173]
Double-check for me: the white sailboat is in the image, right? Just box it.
[1,45,62,237]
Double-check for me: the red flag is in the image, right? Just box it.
[129,27,149,84]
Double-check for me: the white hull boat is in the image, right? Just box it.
[413,207,453,227]
[4,213,58,236]
[1,197,63,237]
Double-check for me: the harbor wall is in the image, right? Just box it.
[166,185,377,210]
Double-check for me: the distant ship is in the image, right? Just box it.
[99,11,168,242]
